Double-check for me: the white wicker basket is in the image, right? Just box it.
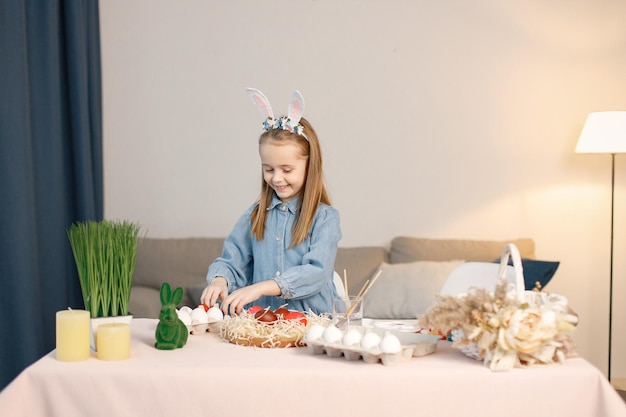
[451,329,482,359]
[450,243,531,360]
[441,243,575,369]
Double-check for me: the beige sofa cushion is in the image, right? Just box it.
[390,237,535,263]
[133,237,225,311]
[134,237,225,287]
[333,246,388,296]
[363,260,464,319]
[129,286,161,319]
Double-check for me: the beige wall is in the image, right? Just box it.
[99,0,626,377]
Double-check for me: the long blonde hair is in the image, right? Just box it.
[251,117,331,247]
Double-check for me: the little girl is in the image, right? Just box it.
[201,88,342,315]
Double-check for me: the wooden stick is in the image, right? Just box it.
[337,280,368,326]
[345,277,368,318]
[355,279,369,299]
[359,270,382,300]
[343,269,349,297]
[343,270,382,319]
[343,297,362,321]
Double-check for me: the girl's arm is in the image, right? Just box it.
[219,279,281,315]
[206,208,255,293]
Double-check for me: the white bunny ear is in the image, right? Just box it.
[287,90,305,125]
[246,87,274,119]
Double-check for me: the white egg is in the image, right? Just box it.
[342,328,362,346]
[179,305,193,315]
[206,306,224,323]
[360,331,382,350]
[305,324,326,343]
[190,307,209,324]
[322,325,343,344]
[176,309,192,326]
[380,332,402,354]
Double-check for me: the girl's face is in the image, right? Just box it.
[260,141,308,202]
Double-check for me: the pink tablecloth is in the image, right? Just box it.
[1,319,625,417]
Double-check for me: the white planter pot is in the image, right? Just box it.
[90,315,133,351]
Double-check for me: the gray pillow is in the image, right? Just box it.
[363,260,465,319]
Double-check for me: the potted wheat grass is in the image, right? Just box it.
[68,220,143,348]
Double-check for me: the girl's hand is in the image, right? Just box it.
[201,277,228,307]
[220,280,281,315]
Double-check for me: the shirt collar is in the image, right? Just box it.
[268,194,300,214]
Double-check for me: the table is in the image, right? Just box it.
[1,319,625,417]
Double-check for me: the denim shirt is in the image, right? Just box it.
[206,195,342,314]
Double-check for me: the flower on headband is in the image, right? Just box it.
[292,124,304,136]
[263,116,305,137]
[276,117,294,132]
[263,117,278,131]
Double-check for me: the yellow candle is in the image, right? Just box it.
[56,309,91,361]
[96,323,131,361]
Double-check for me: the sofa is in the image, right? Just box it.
[130,236,542,319]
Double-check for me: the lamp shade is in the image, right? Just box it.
[576,111,626,154]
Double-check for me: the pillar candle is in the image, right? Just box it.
[96,323,131,361]
[56,309,91,361]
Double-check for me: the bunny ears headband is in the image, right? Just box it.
[246,88,308,141]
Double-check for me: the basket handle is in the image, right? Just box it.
[497,243,525,300]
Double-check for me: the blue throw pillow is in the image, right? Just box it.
[493,258,559,290]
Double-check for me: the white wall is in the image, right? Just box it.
[100,0,626,377]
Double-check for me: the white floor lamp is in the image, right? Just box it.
[576,111,626,383]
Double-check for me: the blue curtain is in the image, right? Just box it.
[0,0,102,390]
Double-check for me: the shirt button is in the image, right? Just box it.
[275,236,281,241]
[281,205,287,211]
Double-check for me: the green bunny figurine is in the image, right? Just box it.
[155,282,188,350]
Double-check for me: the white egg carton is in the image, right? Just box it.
[306,326,439,366]
[177,305,223,335]
[188,321,221,335]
